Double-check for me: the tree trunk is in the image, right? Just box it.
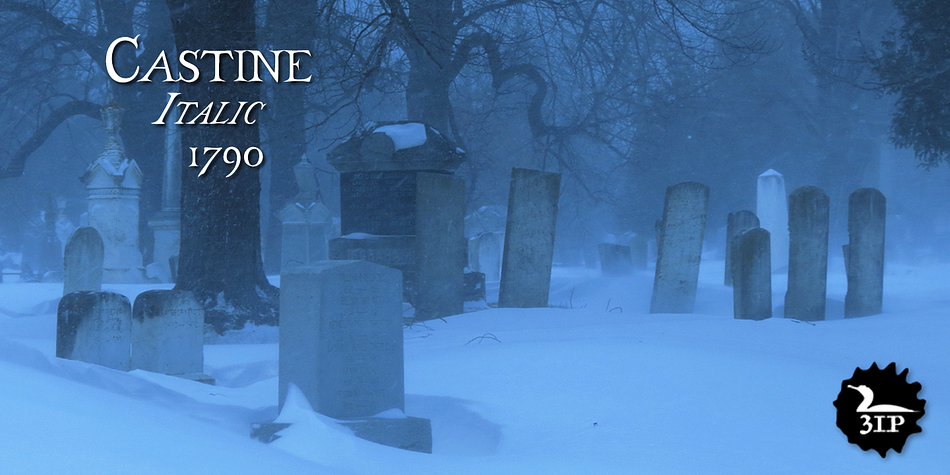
[166,0,278,333]
[404,0,456,135]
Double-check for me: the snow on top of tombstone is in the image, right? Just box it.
[759,168,782,177]
[374,123,427,151]
[340,232,377,240]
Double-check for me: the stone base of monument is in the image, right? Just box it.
[251,416,432,454]
[175,373,215,385]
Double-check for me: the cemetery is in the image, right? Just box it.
[1,1,950,473]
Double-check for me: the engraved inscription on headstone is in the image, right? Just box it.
[131,290,204,375]
[279,261,404,420]
[56,291,131,371]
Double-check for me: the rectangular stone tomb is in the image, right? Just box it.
[339,171,417,236]
[131,290,204,376]
[279,260,405,419]
[57,291,132,371]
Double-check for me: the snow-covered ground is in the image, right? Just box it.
[0,257,946,474]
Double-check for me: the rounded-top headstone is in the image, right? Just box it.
[63,227,104,295]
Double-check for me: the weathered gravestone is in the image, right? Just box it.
[785,186,829,321]
[845,188,886,318]
[499,168,561,308]
[279,155,331,274]
[327,122,466,321]
[732,228,772,320]
[275,260,431,452]
[599,243,633,277]
[468,231,504,282]
[650,182,709,314]
[724,210,759,286]
[629,235,649,270]
[56,291,131,371]
[757,169,789,273]
[63,227,104,295]
[131,290,205,377]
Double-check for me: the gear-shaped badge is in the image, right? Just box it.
[833,362,925,457]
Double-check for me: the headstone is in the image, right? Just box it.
[724,210,759,286]
[56,291,131,371]
[731,228,772,320]
[598,243,633,276]
[278,260,404,418]
[131,290,204,375]
[845,188,886,318]
[81,100,145,283]
[499,168,561,308]
[629,235,648,270]
[756,169,788,273]
[784,186,829,321]
[63,227,104,295]
[414,172,465,319]
[468,231,504,281]
[650,182,709,314]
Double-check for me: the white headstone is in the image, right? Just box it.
[63,227,104,295]
[756,169,788,273]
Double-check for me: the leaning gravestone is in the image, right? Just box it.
[757,169,789,272]
[599,243,633,277]
[63,227,104,295]
[499,168,561,308]
[276,260,431,452]
[131,290,204,376]
[732,228,771,320]
[785,186,829,321]
[845,188,886,318]
[650,182,709,314]
[57,291,131,371]
[724,210,759,286]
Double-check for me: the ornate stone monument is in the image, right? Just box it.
[279,154,331,274]
[80,100,145,284]
[327,122,466,321]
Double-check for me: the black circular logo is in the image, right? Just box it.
[833,362,925,457]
